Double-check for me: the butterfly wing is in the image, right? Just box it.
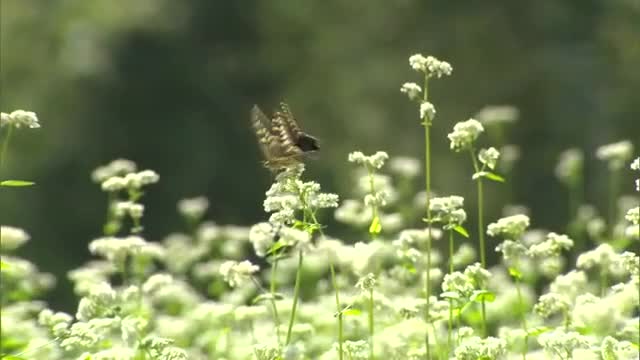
[250,105,279,161]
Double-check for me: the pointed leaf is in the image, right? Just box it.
[484,172,505,183]
[342,308,362,317]
[252,292,285,304]
[369,216,382,235]
[470,290,496,303]
[0,180,35,187]
[453,225,470,238]
[508,267,522,280]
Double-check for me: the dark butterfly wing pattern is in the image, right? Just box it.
[250,102,319,171]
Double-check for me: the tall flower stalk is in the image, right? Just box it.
[0,110,40,187]
[596,140,634,238]
[402,53,452,358]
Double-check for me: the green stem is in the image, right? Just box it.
[285,250,303,346]
[369,287,374,360]
[608,169,620,239]
[367,166,380,239]
[469,149,488,335]
[271,258,282,345]
[447,229,454,357]
[422,74,433,360]
[251,276,282,347]
[514,272,528,360]
[1,126,13,170]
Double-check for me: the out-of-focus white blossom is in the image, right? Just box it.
[348,151,389,170]
[1,226,30,251]
[475,105,519,126]
[487,214,530,238]
[177,196,209,219]
[0,110,40,129]
[219,260,259,287]
[596,140,634,170]
[448,119,484,151]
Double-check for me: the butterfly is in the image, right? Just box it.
[250,102,319,171]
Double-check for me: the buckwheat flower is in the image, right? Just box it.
[124,169,160,189]
[177,196,209,219]
[142,273,173,294]
[311,192,340,208]
[619,251,639,279]
[0,225,30,251]
[348,151,389,169]
[448,119,484,151]
[364,192,388,207]
[101,176,127,192]
[341,340,369,359]
[538,329,590,357]
[220,260,259,287]
[475,105,519,126]
[455,336,507,360]
[555,148,584,186]
[600,336,639,360]
[527,232,574,258]
[534,292,571,318]
[632,157,640,171]
[115,201,144,219]
[453,243,477,268]
[355,273,376,292]
[487,214,530,238]
[91,159,137,183]
[279,226,312,251]
[572,294,619,335]
[249,222,275,257]
[89,236,165,268]
[409,54,453,78]
[254,343,281,360]
[495,239,527,260]
[389,156,420,178]
[576,243,618,272]
[463,262,491,285]
[625,206,639,225]
[419,101,436,121]
[596,140,634,170]
[0,109,40,128]
[400,82,422,101]
[478,147,500,170]
[441,271,474,300]
[550,270,588,300]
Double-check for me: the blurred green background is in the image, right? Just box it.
[1,0,638,311]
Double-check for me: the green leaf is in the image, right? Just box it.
[342,308,362,316]
[0,180,35,187]
[368,216,382,235]
[527,326,552,337]
[453,225,470,238]
[470,290,496,303]
[508,267,522,280]
[484,172,505,183]
[1,356,29,360]
[252,293,285,304]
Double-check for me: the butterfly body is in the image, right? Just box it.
[250,103,319,171]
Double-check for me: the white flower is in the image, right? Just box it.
[219,260,259,287]
[408,54,453,78]
[142,273,173,294]
[348,151,389,169]
[478,147,500,170]
[400,82,422,101]
[100,176,127,192]
[538,329,590,356]
[534,292,571,318]
[91,159,137,183]
[177,196,209,219]
[527,232,574,258]
[576,243,618,272]
[448,119,484,151]
[555,148,584,185]
[625,206,639,225]
[0,110,40,129]
[487,214,530,238]
[389,156,420,178]
[475,105,519,126]
[429,196,466,227]
[0,226,30,251]
[596,140,634,170]
[249,222,275,257]
[419,101,436,121]
[89,236,165,266]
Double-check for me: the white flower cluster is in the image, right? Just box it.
[400,82,422,101]
[408,54,453,78]
[537,329,590,357]
[527,232,574,258]
[429,195,467,228]
[0,225,30,251]
[454,336,507,360]
[596,140,634,170]
[264,164,339,225]
[89,236,165,268]
[448,119,484,151]
[0,109,40,129]
[441,263,491,305]
[177,196,209,220]
[419,101,436,121]
[534,292,571,318]
[555,148,583,186]
[348,151,389,170]
[91,159,137,183]
[219,260,259,287]
[478,147,501,170]
[474,105,519,126]
[114,201,144,220]
[487,214,530,238]
[388,156,421,178]
[101,169,160,192]
[632,157,640,192]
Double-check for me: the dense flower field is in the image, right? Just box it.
[1,54,638,360]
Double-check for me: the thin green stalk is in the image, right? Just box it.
[308,211,343,360]
[1,126,13,170]
[271,258,282,344]
[447,229,454,357]
[251,276,281,346]
[608,169,620,239]
[514,274,528,360]
[330,260,344,360]
[600,269,607,297]
[367,166,381,239]
[422,74,433,360]
[285,250,304,346]
[369,287,374,360]
[469,149,488,335]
